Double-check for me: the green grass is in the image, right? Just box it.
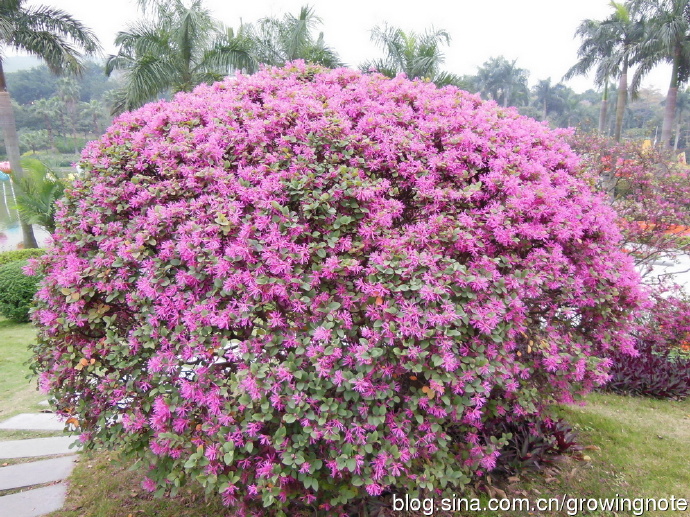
[557,393,690,502]
[0,317,44,421]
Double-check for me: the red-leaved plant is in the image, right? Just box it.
[29,64,645,515]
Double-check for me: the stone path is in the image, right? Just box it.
[0,407,80,517]
[0,413,68,431]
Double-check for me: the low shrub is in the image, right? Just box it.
[30,63,645,514]
[604,342,690,400]
[484,417,581,474]
[0,260,41,322]
[0,248,44,267]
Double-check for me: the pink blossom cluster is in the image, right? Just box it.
[30,63,645,513]
[569,132,690,352]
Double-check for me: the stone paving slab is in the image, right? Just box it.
[0,437,80,459]
[0,483,67,517]
[0,413,66,431]
[0,456,77,491]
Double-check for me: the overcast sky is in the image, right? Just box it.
[25,0,672,94]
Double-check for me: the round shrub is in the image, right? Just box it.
[30,63,645,514]
[0,259,40,322]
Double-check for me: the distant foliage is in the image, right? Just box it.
[31,63,644,514]
[0,248,45,267]
[0,260,40,322]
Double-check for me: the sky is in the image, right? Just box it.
[22,0,673,94]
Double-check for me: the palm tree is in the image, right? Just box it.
[80,99,106,135]
[12,158,64,233]
[475,56,530,108]
[30,97,60,150]
[564,1,645,141]
[532,78,569,121]
[247,5,342,68]
[630,0,690,148]
[360,24,464,87]
[0,0,99,247]
[19,129,49,154]
[667,87,690,149]
[564,18,615,134]
[106,0,256,114]
[57,77,80,153]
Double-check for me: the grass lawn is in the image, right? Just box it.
[558,393,690,502]
[0,318,45,422]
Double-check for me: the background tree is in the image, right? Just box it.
[18,129,49,154]
[80,99,106,135]
[0,0,99,247]
[30,97,60,150]
[672,87,690,149]
[532,78,569,121]
[360,24,464,86]
[56,77,80,153]
[247,5,342,68]
[475,56,529,108]
[631,0,690,148]
[565,1,645,141]
[106,0,255,114]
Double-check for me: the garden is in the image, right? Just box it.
[1,1,690,517]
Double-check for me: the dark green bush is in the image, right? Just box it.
[0,260,41,322]
[0,248,45,267]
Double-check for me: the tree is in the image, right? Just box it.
[247,5,342,68]
[29,97,60,150]
[630,0,690,148]
[106,0,255,114]
[5,65,57,105]
[475,56,529,108]
[56,77,80,152]
[18,129,49,154]
[564,1,645,141]
[360,24,464,86]
[0,0,99,248]
[80,99,106,135]
[532,78,569,121]
[672,87,690,149]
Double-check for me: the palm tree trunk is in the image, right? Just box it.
[43,115,56,151]
[662,47,681,149]
[614,61,627,142]
[599,83,609,134]
[674,109,682,151]
[0,60,38,249]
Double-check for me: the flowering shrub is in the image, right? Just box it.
[568,133,690,278]
[569,133,690,354]
[30,63,644,514]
